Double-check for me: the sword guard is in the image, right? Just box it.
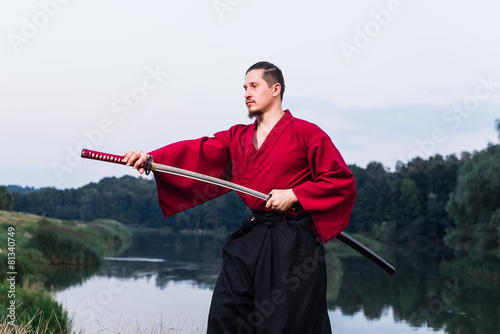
[265,193,272,202]
[144,155,153,175]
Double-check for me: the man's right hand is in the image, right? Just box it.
[122,151,150,174]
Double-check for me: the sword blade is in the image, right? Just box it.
[151,162,270,201]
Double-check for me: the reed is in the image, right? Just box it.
[0,313,208,334]
[0,282,71,333]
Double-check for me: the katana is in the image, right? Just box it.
[81,148,396,275]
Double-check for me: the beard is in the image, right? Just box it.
[246,100,262,119]
[247,109,262,119]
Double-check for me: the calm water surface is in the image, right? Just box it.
[51,231,498,333]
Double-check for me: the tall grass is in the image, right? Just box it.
[0,312,208,334]
[0,282,71,333]
[29,221,105,265]
[79,316,207,334]
[86,219,132,254]
[28,218,132,265]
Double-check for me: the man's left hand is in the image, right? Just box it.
[265,189,299,213]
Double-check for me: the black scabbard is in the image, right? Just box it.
[336,232,395,275]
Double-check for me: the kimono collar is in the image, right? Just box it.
[250,109,293,141]
[245,109,294,161]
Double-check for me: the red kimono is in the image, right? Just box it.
[149,110,356,243]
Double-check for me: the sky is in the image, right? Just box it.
[1,0,499,189]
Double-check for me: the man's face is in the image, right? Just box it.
[244,69,277,118]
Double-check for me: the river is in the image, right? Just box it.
[51,230,499,333]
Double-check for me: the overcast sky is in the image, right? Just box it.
[1,0,499,189]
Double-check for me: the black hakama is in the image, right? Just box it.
[207,211,332,334]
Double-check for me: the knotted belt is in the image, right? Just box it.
[249,210,312,228]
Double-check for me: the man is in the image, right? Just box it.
[124,61,356,333]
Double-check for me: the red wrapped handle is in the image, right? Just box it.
[81,149,153,174]
[81,149,128,166]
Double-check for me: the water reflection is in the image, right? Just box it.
[44,265,99,291]
[51,230,499,334]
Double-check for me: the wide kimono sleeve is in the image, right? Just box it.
[292,133,356,243]
[147,130,233,218]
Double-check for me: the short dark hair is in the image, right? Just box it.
[246,61,285,101]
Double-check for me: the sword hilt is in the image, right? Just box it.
[81,149,153,174]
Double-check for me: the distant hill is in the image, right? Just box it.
[6,185,37,194]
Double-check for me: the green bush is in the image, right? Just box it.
[28,218,131,265]
[0,281,71,333]
[87,219,132,253]
[0,249,47,285]
[29,223,105,265]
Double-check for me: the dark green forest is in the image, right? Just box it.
[2,121,499,255]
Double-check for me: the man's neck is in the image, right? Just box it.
[253,107,284,150]
[255,107,284,130]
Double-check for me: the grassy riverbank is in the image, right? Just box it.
[0,210,132,332]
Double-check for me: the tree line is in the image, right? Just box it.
[5,176,250,233]
[4,121,500,254]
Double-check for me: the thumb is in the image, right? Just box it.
[265,191,274,208]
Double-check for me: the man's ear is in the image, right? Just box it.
[272,83,281,98]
